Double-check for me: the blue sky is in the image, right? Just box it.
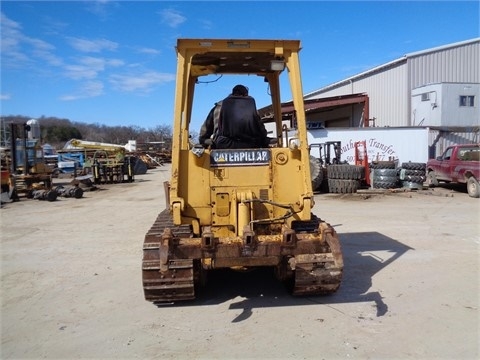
[1,1,479,133]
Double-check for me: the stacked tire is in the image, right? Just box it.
[398,162,426,190]
[370,161,398,189]
[326,164,365,194]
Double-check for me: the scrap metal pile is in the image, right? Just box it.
[0,126,169,205]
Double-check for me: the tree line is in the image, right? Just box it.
[0,115,178,150]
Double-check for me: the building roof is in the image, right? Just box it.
[405,38,480,58]
[259,93,369,120]
[305,38,480,98]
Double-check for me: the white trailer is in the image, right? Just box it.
[307,127,430,165]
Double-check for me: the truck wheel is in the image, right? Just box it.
[426,171,439,187]
[467,177,480,198]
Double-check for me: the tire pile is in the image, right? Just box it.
[370,161,398,189]
[326,164,365,194]
[310,156,366,194]
[370,161,426,190]
[310,156,427,193]
[398,162,427,190]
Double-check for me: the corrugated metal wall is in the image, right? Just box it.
[353,64,408,127]
[307,39,479,129]
[428,129,480,158]
[307,62,409,127]
[409,41,480,88]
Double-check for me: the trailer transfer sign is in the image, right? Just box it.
[210,149,271,167]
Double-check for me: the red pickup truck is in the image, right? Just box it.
[426,144,480,198]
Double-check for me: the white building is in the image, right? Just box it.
[261,38,479,162]
[303,38,479,130]
[411,82,479,127]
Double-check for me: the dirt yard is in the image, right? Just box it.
[1,165,479,359]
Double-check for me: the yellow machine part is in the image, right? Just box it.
[175,147,312,237]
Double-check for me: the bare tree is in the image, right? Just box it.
[0,115,173,150]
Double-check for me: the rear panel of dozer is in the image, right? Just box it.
[175,147,310,237]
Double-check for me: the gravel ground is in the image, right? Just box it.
[1,165,479,360]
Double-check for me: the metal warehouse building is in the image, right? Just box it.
[260,38,479,163]
[303,38,479,130]
[259,38,479,163]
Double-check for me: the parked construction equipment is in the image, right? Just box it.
[309,141,342,191]
[6,123,53,201]
[309,140,368,193]
[62,139,135,184]
[142,38,344,303]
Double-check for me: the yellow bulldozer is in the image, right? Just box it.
[142,39,344,303]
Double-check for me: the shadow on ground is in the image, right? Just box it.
[161,231,413,320]
[432,182,468,195]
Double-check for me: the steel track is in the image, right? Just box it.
[142,210,343,303]
[142,209,195,303]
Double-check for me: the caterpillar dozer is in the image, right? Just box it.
[142,39,343,303]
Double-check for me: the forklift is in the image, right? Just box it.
[309,141,343,191]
